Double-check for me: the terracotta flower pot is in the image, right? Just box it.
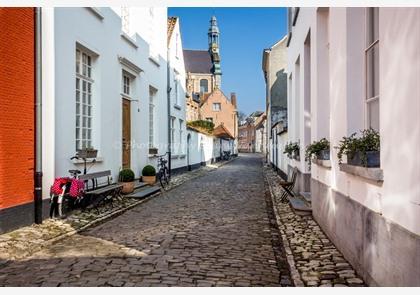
[142,175,156,185]
[121,181,134,194]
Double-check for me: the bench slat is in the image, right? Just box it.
[79,170,112,181]
[88,184,122,195]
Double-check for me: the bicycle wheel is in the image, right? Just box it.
[164,167,170,184]
[158,169,166,188]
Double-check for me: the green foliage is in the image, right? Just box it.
[142,165,156,176]
[187,120,215,133]
[119,168,135,182]
[284,141,300,158]
[335,128,380,165]
[305,138,330,169]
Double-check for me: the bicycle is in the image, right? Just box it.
[157,153,170,189]
[222,151,232,161]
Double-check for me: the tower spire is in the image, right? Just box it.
[208,15,222,89]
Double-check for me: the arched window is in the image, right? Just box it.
[200,79,209,93]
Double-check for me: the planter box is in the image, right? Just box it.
[77,149,98,159]
[347,151,380,168]
[121,181,134,194]
[316,149,330,160]
[142,175,156,185]
[149,147,158,155]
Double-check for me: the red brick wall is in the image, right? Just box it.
[0,8,35,209]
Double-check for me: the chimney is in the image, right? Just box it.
[230,92,237,108]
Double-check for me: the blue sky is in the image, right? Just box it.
[168,7,288,116]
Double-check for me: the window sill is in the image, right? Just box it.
[149,56,160,67]
[312,158,331,168]
[171,155,179,159]
[339,164,383,183]
[174,104,182,110]
[72,157,103,164]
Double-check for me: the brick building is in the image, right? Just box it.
[0,8,38,233]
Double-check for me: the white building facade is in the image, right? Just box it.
[287,7,420,286]
[41,7,169,192]
[167,17,188,173]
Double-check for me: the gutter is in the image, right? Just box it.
[34,7,43,224]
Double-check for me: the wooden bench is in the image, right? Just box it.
[279,166,298,203]
[78,170,123,213]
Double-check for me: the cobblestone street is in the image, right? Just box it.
[0,154,291,287]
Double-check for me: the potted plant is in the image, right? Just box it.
[305,138,330,169]
[283,142,294,159]
[336,128,380,167]
[142,165,156,185]
[119,168,135,194]
[291,142,300,161]
[77,147,98,159]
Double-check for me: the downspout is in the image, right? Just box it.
[166,44,172,175]
[34,7,43,224]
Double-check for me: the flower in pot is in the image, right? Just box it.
[291,142,300,161]
[142,165,156,185]
[336,128,380,167]
[119,168,135,194]
[283,142,294,159]
[305,138,330,170]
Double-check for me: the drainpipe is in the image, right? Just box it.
[166,45,172,176]
[34,7,43,224]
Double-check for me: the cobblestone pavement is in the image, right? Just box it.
[0,160,229,262]
[0,154,291,287]
[264,165,365,287]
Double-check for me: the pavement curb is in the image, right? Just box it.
[263,165,305,287]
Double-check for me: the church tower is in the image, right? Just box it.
[208,16,222,89]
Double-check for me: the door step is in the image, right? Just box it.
[288,195,312,216]
[127,186,161,199]
[300,191,312,203]
[134,182,148,190]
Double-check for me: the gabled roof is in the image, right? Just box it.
[167,17,177,45]
[183,49,213,74]
[213,124,234,139]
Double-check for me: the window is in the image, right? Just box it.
[206,117,213,123]
[200,79,208,93]
[176,33,179,58]
[149,87,156,148]
[365,7,379,131]
[75,48,93,151]
[179,119,184,154]
[213,103,221,112]
[123,73,130,96]
[174,74,180,106]
[170,116,175,152]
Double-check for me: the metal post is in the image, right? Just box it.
[34,7,43,224]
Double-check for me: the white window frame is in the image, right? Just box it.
[212,103,221,112]
[122,73,131,96]
[75,48,94,151]
[365,7,380,131]
[149,87,157,148]
[179,119,184,154]
[170,116,176,153]
[174,74,180,106]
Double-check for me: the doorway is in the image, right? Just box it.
[122,99,131,169]
[187,134,191,171]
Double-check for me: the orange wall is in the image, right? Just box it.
[200,89,237,138]
[0,8,35,209]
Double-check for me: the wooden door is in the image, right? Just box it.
[122,99,131,169]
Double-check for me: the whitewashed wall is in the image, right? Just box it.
[168,17,187,171]
[53,7,168,184]
[288,7,420,286]
[186,129,214,167]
